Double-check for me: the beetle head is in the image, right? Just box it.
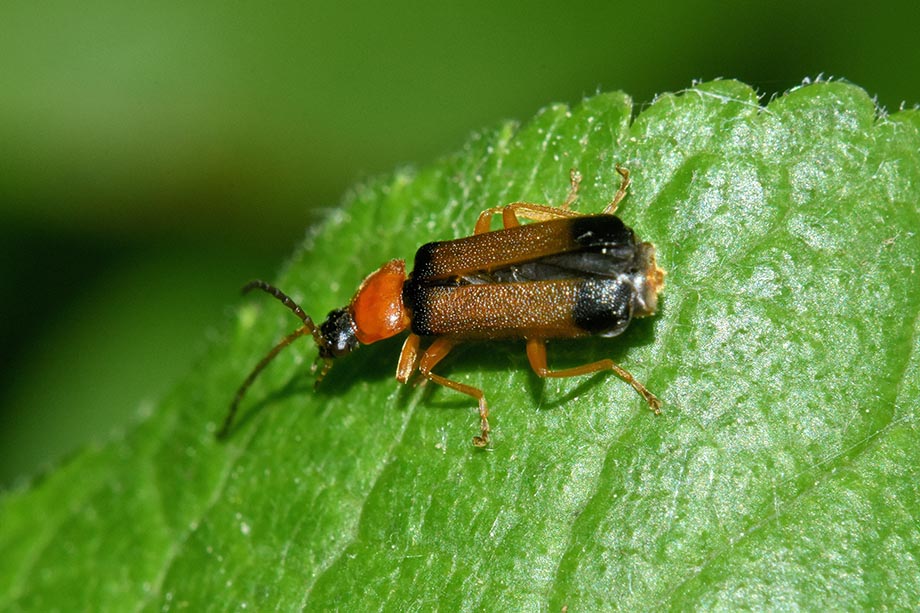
[317,308,360,358]
[219,261,411,439]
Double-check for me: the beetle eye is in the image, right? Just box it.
[319,309,359,358]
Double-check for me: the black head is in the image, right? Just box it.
[318,308,360,358]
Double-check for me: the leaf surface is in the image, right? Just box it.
[2,80,919,610]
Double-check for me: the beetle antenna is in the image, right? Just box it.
[217,281,323,439]
[240,280,326,347]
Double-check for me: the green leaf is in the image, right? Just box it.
[2,80,919,610]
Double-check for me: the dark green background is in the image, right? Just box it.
[1,0,918,487]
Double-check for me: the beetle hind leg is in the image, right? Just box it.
[601,165,631,215]
[475,166,632,233]
[417,338,491,447]
[473,202,582,234]
[473,170,588,234]
[561,168,582,209]
[525,338,661,414]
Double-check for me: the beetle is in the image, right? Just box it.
[218,166,664,447]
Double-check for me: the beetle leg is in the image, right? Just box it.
[396,333,421,383]
[473,205,514,234]
[474,202,581,234]
[475,166,630,233]
[561,168,582,209]
[601,165,631,215]
[417,338,491,447]
[525,338,661,414]
[473,170,590,234]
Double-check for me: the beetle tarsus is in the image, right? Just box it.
[645,393,662,415]
[472,424,491,448]
[603,165,631,214]
[562,168,582,209]
[472,399,492,447]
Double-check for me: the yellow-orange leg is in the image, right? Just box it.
[602,165,631,215]
[525,338,661,414]
[473,166,630,234]
[473,200,580,234]
[396,333,422,384]
[473,169,584,234]
[561,168,582,209]
[402,337,491,447]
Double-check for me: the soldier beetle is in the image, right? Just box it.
[219,167,664,446]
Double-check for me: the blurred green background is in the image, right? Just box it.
[1,0,918,488]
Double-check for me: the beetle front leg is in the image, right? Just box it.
[525,338,661,414]
[396,333,422,383]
